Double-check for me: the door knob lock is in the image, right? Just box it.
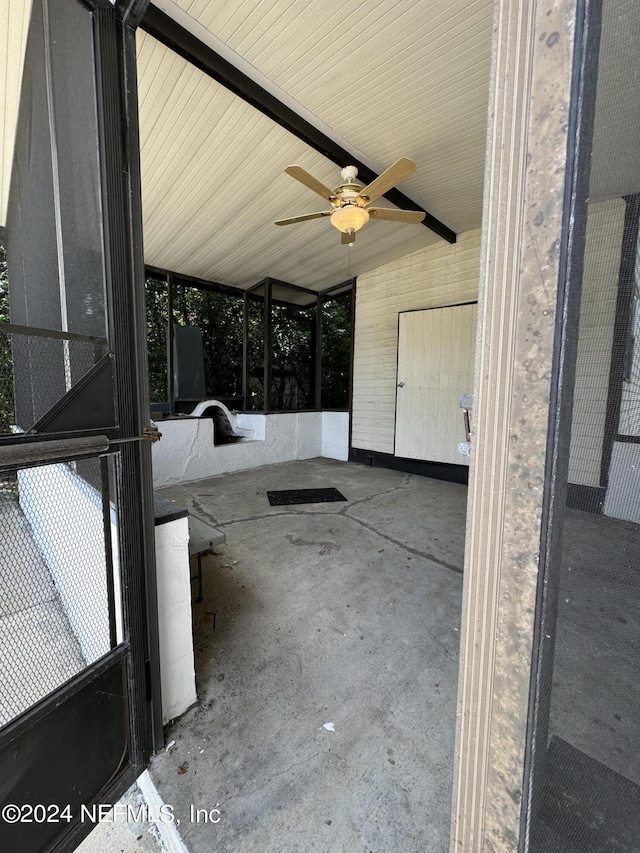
[397,381,405,388]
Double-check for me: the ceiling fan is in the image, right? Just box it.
[275,158,426,245]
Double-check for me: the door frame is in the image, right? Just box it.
[0,2,161,850]
[92,0,163,762]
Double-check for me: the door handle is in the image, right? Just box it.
[397,382,405,388]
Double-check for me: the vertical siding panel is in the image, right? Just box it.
[568,198,625,486]
[352,229,481,453]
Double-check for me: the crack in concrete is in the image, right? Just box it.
[217,510,326,527]
[212,477,413,528]
[216,508,463,576]
[337,473,413,515]
[176,487,222,528]
[175,475,463,575]
[344,513,464,576]
[219,749,345,806]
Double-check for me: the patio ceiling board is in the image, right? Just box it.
[0,0,32,227]
[589,0,640,201]
[1,0,492,287]
[137,29,440,290]
[168,0,494,232]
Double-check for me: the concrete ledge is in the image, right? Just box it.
[152,411,349,487]
[188,515,225,554]
[154,516,197,723]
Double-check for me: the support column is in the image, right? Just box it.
[451,0,592,849]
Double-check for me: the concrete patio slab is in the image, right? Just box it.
[151,459,466,853]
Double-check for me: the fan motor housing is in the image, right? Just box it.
[333,182,367,206]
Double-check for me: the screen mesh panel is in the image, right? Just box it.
[0,455,119,728]
[528,1,640,849]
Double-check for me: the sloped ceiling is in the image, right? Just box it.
[138,0,494,290]
[1,0,495,289]
[3,1,640,289]
[0,0,32,228]
[163,0,494,233]
[589,0,640,201]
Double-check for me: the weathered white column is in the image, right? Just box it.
[451,0,584,849]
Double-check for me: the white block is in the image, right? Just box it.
[603,441,640,523]
[154,517,197,723]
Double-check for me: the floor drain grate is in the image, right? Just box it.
[267,488,347,506]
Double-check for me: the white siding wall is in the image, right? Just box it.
[352,229,481,454]
[618,217,640,437]
[568,198,625,487]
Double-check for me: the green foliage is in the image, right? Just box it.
[270,303,314,410]
[322,293,351,409]
[0,244,16,433]
[145,278,245,405]
[172,285,244,399]
[178,286,244,398]
[246,296,265,409]
[144,276,352,413]
[145,278,169,403]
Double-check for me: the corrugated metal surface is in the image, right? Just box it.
[568,199,625,486]
[351,229,481,454]
[395,304,476,464]
[0,0,32,227]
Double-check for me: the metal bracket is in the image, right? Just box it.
[142,426,162,443]
[108,426,162,446]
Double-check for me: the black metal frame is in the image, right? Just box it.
[93,3,162,765]
[314,292,323,409]
[140,4,456,245]
[246,277,355,413]
[166,273,175,415]
[0,2,163,847]
[520,0,603,847]
[144,266,354,415]
[0,321,107,346]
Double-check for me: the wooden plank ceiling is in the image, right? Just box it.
[138,0,494,290]
[0,0,32,228]
[3,1,640,290]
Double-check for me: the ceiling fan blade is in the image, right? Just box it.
[284,166,338,202]
[341,231,356,246]
[368,207,425,223]
[357,158,416,205]
[275,211,332,226]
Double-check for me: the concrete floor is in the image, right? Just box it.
[152,458,467,853]
[549,508,640,783]
[533,509,640,850]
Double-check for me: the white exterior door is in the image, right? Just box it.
[395,303,477,464]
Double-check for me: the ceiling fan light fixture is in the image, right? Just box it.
[330,204,369,234]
